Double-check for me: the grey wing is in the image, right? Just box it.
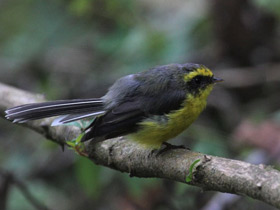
[102,74,141,109]
[82,89,187,142]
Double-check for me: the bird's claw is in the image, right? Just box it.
[150,142,187,157]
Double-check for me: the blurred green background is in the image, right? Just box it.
[1,0,280,209]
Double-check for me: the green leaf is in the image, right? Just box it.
[66,133,88,156]
[66,133,84,146]
[186,159,200,183]
[122,175,160,198]
[75,157,101,198]
[64,119,94,130]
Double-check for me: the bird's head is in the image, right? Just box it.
[179,63,223,97]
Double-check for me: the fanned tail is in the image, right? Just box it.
[5,98,105,124]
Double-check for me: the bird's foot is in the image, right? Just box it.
[150,142,188,157]
[162,142,186,150]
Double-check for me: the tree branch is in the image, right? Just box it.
[0,169,50,210]
[0,82,280,208]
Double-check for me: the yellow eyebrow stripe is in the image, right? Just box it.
[184,67,213,82]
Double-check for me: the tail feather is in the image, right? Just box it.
[51,111,105,126]
[5,98,104,123]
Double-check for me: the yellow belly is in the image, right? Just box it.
[128,86,213,149]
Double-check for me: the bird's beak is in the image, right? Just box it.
[212,77,224,83]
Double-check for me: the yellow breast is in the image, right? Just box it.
[129,85,214,149]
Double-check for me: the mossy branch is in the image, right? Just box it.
[0,82,280,208]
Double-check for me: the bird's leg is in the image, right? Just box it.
[150,142,188,157]
[162,142,186,150]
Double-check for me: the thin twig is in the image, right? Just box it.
[0,169,49,210]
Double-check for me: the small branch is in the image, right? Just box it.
[215,63,280,88]
[0,169,49,210]
[0,170,11,210]
[0,82,280,208]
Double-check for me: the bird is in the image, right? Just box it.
[5,63,223,149]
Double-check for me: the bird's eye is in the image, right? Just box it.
[194,76,202,84]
